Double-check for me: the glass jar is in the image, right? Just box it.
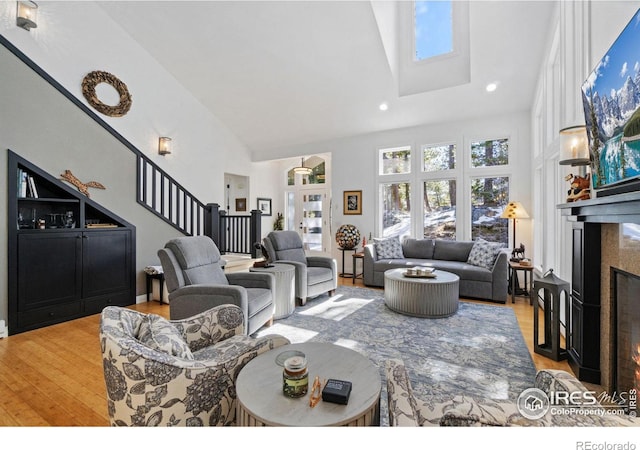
[283,355,308,398]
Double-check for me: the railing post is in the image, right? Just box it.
[250,209,262,258]
[205,203,221,248]
[219,210,228,254]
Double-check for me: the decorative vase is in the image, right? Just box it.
[336,224,361,249]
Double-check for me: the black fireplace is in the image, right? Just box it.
[613,267,640,404]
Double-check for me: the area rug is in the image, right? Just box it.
[255,285,537,426]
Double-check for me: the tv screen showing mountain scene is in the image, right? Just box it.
[581,8,640,190]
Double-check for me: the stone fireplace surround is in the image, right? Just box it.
[600,224,640,393]
[559,190,640,393]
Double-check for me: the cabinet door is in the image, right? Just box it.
[18,232,82,311]
[82,230,132,298]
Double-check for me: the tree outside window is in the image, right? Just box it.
[380,146,411,175]
[382,182,411,238]
[471,176,509,244]
[423,180,456,239]
[471,138,509,167]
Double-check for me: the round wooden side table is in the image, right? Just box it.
[249,263,296,319]
[236,342,381,426]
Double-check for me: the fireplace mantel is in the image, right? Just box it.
[557,191,640,224]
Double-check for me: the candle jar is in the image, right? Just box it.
[283,355,308,398]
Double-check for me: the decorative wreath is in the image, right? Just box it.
[81,71,132,117]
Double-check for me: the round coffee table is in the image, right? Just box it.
[235,342,381,426]
[249,263,295,319]
[384,268,459,318]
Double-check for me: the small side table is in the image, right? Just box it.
[250,263,296,319]
[338,247,356,278]
[146,272,165,303]
[509,261,534,304]
[352,252,364,284]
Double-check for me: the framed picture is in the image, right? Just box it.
[257,197,272,216]
[343,190,362,215]
[235,198,247,212]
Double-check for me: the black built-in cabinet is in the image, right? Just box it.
[7,150,136,335]
[568,222,601,384]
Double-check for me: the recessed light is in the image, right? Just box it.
[379,102,389,111]
[486,83,498,93]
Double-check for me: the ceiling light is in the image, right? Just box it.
[486,83,497,93]
[293,157,312,175]
[379,102,388,111]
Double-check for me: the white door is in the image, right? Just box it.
[286,189,330,254]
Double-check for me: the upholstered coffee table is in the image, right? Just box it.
[384,268,459,318]
[235,342,381,426]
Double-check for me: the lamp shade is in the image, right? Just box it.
[559,125,590,166]
[500,201,529,219]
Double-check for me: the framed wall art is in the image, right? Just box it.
[257,197,272,216]
[343,190,362,215]
[235,198,247,212]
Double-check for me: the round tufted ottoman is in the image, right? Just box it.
[383,268,459,318]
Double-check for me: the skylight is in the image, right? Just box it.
[414,0,453,61]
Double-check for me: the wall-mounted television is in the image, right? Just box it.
[581,8,640,196]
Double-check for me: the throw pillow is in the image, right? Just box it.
[138,314,194,360]
[373,236,404,259]
[467,239,504,270]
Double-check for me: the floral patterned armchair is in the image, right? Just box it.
[100,305,289,426]
[385,359,640,427]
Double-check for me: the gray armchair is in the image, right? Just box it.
[158,236,275,335]
[262,231,337,306]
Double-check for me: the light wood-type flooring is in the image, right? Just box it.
[0,276,571,426]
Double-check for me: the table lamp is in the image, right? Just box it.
[500,201,529,260]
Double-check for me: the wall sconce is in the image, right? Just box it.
[16,1,38,31]
[559,125,590,176]
[293,157,312,175]
[158,137,172,156]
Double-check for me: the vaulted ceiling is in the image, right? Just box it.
[97,1,556,157]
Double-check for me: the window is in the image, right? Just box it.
[288,156,326,186]
[422,143,456,172]
[414,1,453,61]
[471,176,509,245]
[381,182,411,238]
[423,180,456,239]
[470,138,509,167]
[380,146,411,175]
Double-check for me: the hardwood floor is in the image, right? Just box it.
[0,277,571,426]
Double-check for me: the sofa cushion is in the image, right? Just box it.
[402,238,435,259]
[138,314,194,360]
[268,231,308,265]
[433,240,474,261]
[467,239,505,270]
[374,236,404,259]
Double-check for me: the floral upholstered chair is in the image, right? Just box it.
[100,305,289,426]
[385,359,640,427]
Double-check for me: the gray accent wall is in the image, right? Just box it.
[0,43,184,325]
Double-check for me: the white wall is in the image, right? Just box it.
[0,1,270,203]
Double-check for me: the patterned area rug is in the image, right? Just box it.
[255,285,537,426]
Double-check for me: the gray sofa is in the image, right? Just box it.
[363,238,508,303]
